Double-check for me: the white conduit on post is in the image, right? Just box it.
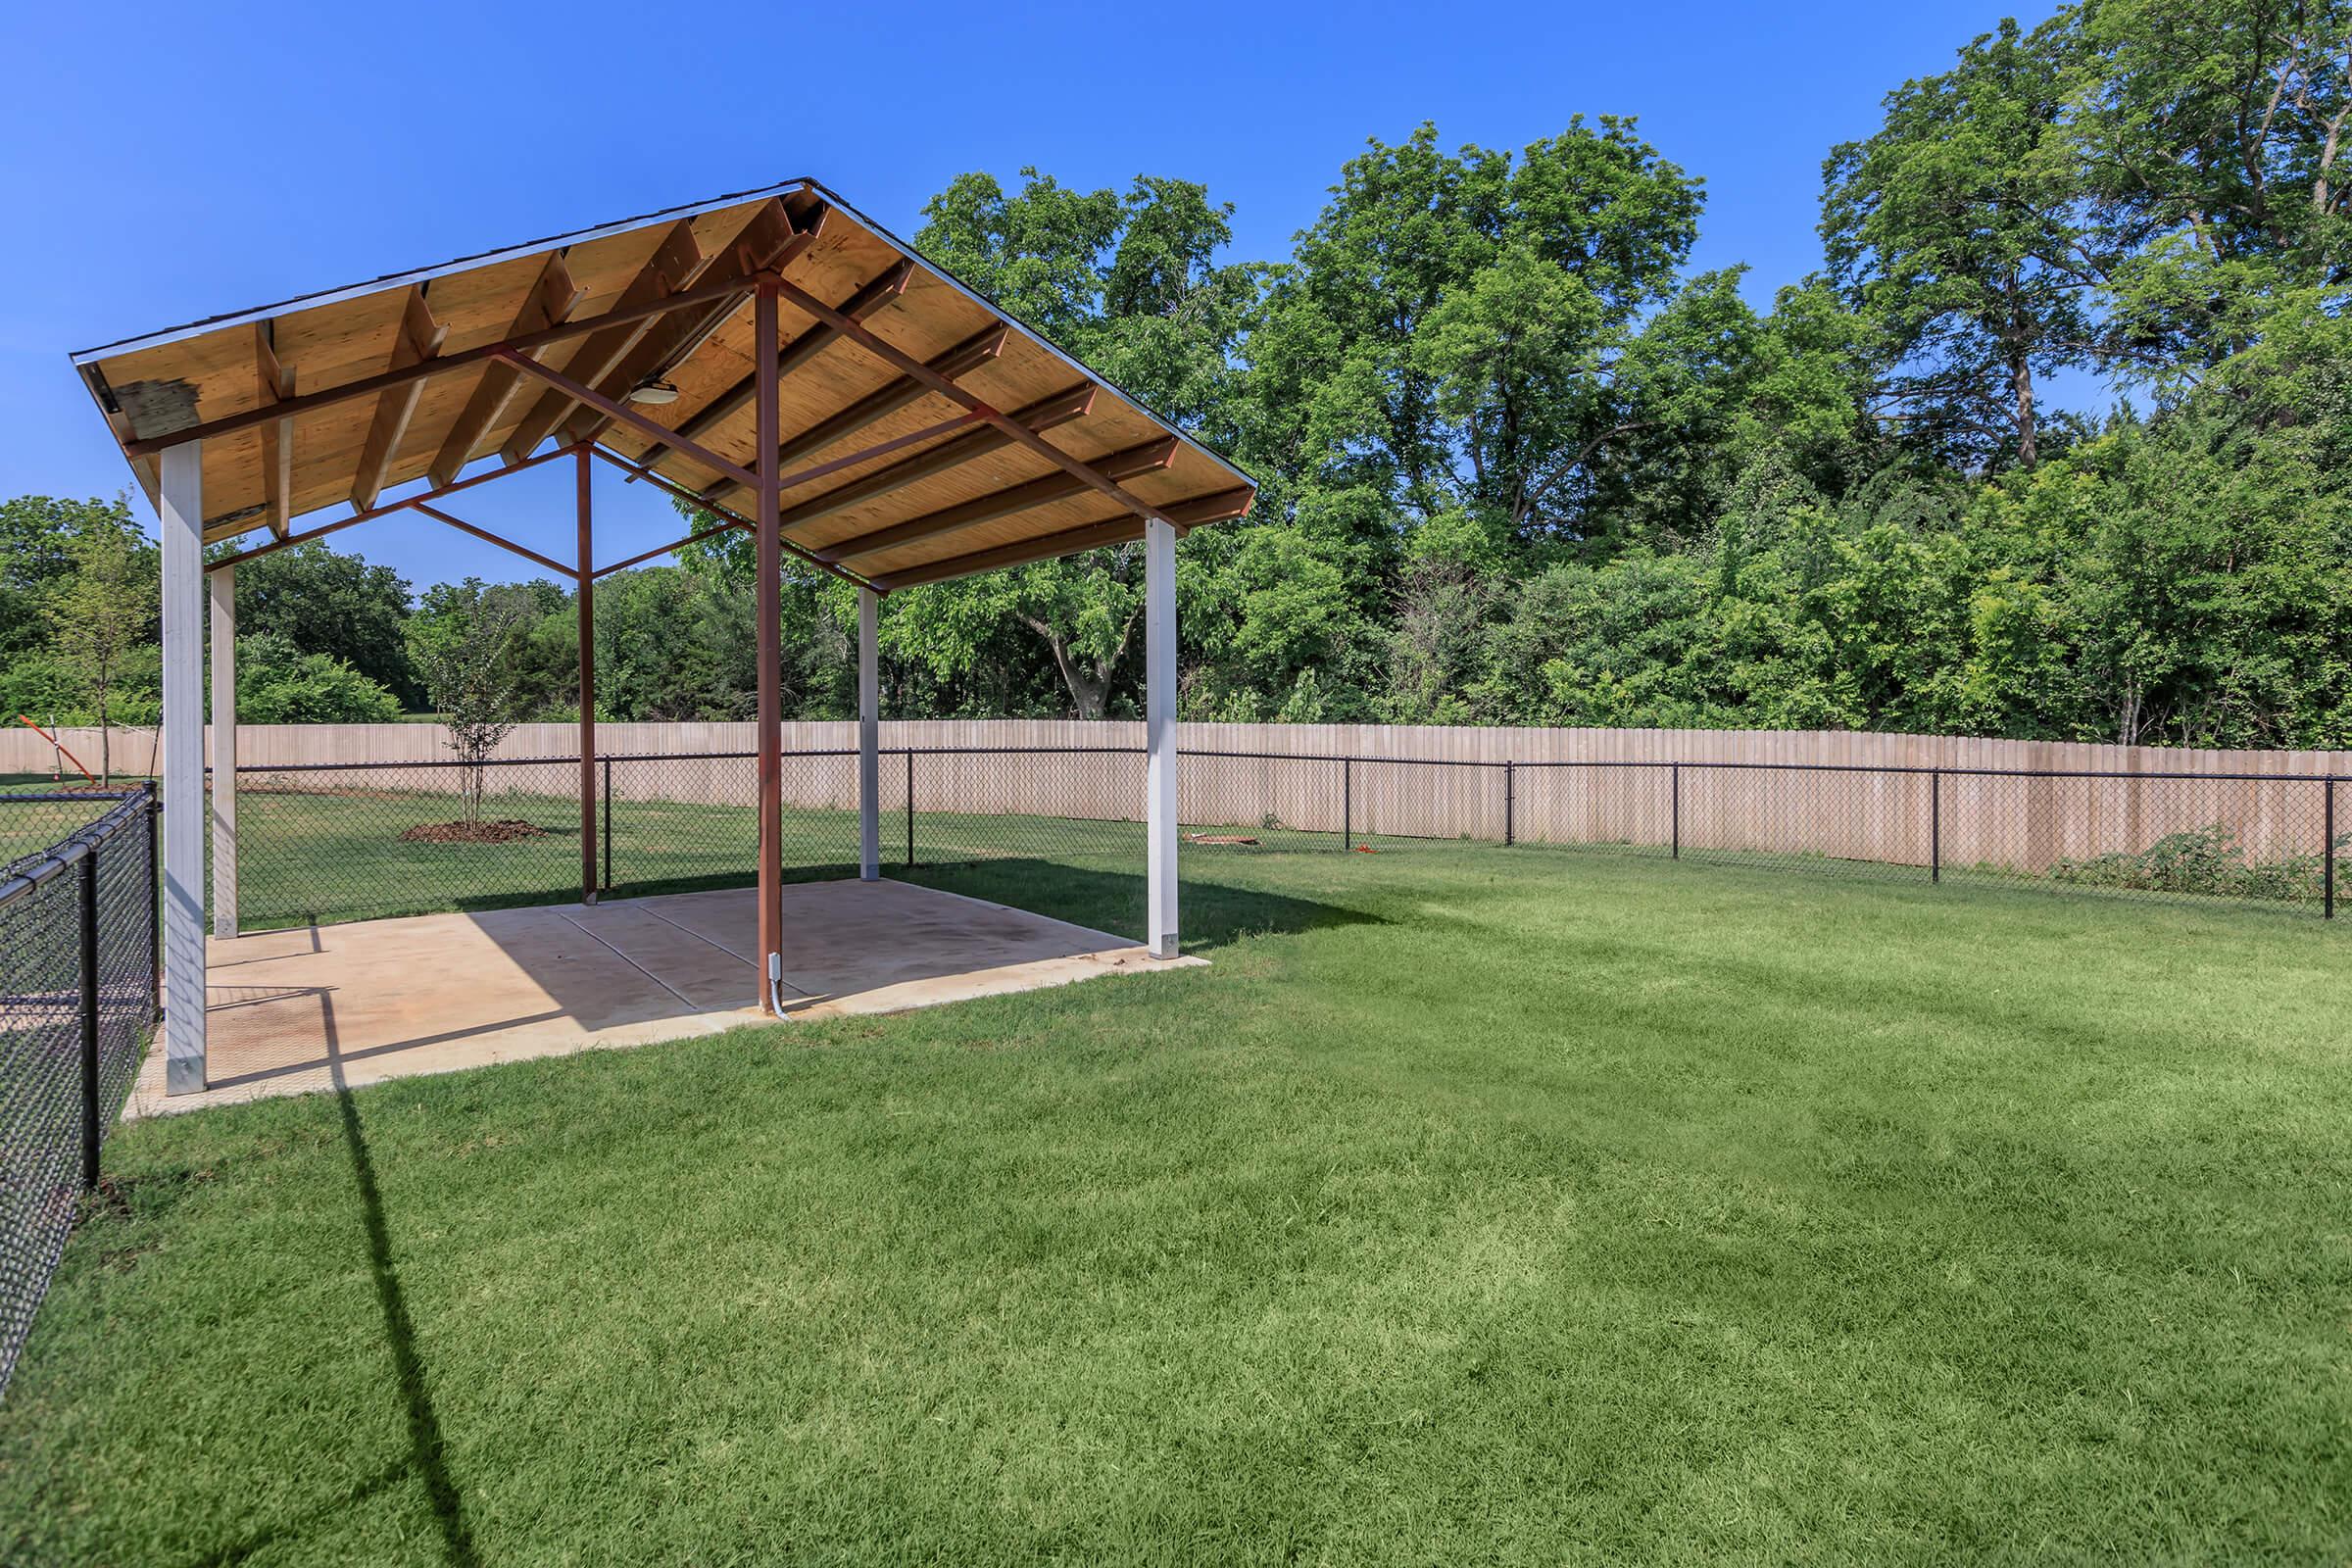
[858,588,880,882]
[209,564,237,939]
[159,442,207,1093]
[1145,517,1178,957]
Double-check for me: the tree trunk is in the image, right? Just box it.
[1022,611,1139,721]
[2011,349,2037,469]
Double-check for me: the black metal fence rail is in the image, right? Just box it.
[180,746,2352,932]
[0,787,158,1399]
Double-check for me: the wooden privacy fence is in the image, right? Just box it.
[7,720,2345,888]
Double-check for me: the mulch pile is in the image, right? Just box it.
[398,819,546,845]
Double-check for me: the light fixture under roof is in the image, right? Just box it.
[626,376,679,406]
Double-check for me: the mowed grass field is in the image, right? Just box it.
[1,843,2348,1564]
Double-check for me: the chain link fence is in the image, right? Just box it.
[0,788,158,1398]
[191,748,2350,932]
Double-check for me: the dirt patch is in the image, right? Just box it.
[399,819,547,845]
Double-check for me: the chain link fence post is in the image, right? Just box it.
[906,751,916,869]
[2327,776,2336,921]
[1671,763,1681,860]
[144,791,161,1022]
[1342,758,1351,850]
[78,842,101,1193]
[1504,760,1515,847]
[601,755,613,894]
[1932,768,1942,885]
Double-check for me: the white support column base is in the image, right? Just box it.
[1145,517,1179,957]
[209,564,237,939]
[858,588,880,882]
[160,442,207,1094]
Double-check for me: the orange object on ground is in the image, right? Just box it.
[15,715,96,785]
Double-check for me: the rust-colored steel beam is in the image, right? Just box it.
[702,413,979,507]
[868,516,1151,591]
[562,200,820,448]
[865,486,1254,592]
[584,447,876,591]
[754,279,784,1013]
[823,436,1176,566]
[769,275,1182,529]
[123,270,778,459]
[576,447,598,906]
[772,384,1096,536]
[589,519,743,580]
[635,261,911,470]
[500,220,707,465]
[411,503,581,580]
[766,325,1004,469]
[494,349,760,492]
[202,442,586,571]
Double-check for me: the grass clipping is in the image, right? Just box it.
[398,819,546,845]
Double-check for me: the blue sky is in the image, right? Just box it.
[2,0,2065,594]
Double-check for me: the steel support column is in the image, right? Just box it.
[858,588,880,881]
[209,564,237,938]
[754,281,785,1009]
[1145,516,1178,957]
[159,441,206,1093]
[577,449,597,905]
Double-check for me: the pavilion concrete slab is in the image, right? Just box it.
[126,879,1201,1118]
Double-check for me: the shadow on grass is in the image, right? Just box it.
[900,857,1386,952]
[323,999,480,1568]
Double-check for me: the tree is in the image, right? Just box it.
[230,635,403,723]
[1823,17,2100,468]
[0,494,144,663]
[43,522,157,781]
[1243,120,1704,546]
[899,170,1262,716]
[229,542,418,707]
[407,582,535,823]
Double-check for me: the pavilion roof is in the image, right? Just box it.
[71,178,1254,589]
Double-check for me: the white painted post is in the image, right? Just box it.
[159,442,207,1094]
[858,587,880,881]
[1145,517,1178,957]
[209,564,237,939]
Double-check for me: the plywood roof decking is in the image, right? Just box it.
[72,179,1254,588]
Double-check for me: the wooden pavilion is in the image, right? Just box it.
[71,178,1254,1094]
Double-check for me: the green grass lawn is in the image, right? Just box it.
[2,845,2349,1564]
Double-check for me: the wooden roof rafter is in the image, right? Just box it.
[252,323,295,538]
[498,220,709,466]
[352,285,450,511]
[426,251,585,486]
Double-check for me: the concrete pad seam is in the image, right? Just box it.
[632,900,817,1000]
[550,909,705,1010]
